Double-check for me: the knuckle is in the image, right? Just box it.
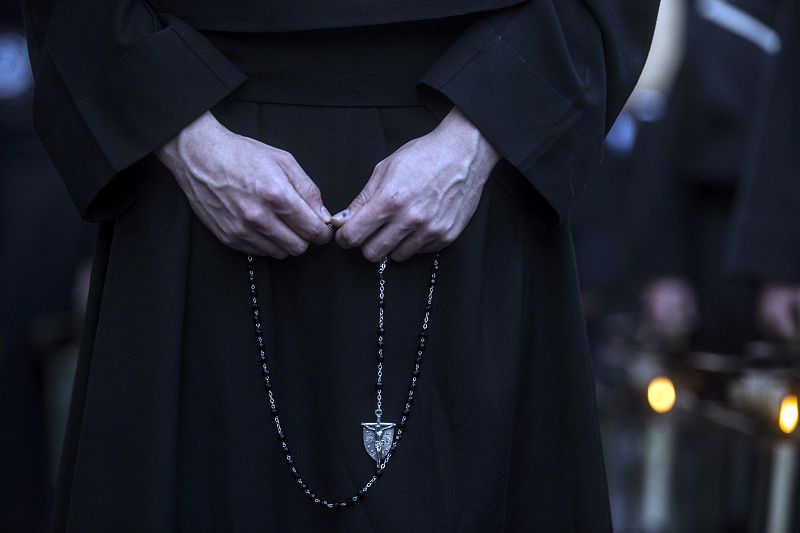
[443,228,460,244]
[274,148,292,161]
[362,248,381,263]
[336,229,350,246]
[389,248,409,263]
[219,234,237,248]
[426,225,447,241]
[305,183,322,201]
[241,206,264,225]
[337,230,357,248]
[289,241,309,256]
[229,222,249,240]
[403,207,427,228]
[434,231,456,248]
[426,222,456,243]
[341,235,357,248]
[314,226,332,243]
[261,185,284,205]
[353,191,370,208]
[372,159,390,177]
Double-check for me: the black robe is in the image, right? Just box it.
[24,1,657,530]
[728,0,800,283]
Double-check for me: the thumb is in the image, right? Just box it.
[331,162,386,227]
[330,190,370,228]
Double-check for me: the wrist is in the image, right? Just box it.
[438,107,501,168]
[156,111,226,173]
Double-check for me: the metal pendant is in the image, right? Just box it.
[361,421,396,466]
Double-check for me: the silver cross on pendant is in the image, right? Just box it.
[361,421,396,466]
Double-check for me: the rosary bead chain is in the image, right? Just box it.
[247,253,440,510]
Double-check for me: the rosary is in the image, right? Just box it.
[247,252,440,510]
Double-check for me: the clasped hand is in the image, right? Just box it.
[157,108,499,261]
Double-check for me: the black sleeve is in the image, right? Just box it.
[23,0,247,221]
[727,0,800,283]
[417,0,659,225]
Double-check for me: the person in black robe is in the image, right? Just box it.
[629,0,780,353]
[24,1,658,530]
[0,3,94,529]
[728,0,800,342]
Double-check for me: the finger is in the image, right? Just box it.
[335,197,392,249]
[280,153,331,224]
[388,231,434,263]
[361,223,414,263]
[329,210,350,229]
[271,184,332,246]
[258,216,311,257]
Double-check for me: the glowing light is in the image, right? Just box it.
[778,394,798,434]
[647,377,676,414]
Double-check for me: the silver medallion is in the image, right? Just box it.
[361,421,396,465]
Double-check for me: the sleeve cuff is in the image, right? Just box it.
[417,13,604,226]
[37,16,247,221]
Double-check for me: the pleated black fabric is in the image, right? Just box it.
[50,22,612,532]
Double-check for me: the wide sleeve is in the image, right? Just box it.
[23,0,247,221]
[417,0,659,225]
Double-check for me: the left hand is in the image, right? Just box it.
[640,277,699,339]
[758,283,800,341]
[331,107,500,262]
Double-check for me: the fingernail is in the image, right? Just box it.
[320,205,331,222]
[332,210,349,221]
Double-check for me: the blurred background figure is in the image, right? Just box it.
[573,0,782,378]
[572,1,800,531]
[571,0,685,380]
[727,0,800,348]
[0,1,93,531]
[630,0,782,355]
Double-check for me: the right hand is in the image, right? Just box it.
[156,111,332,258]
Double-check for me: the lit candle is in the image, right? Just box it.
[641,376,677,531]
[766,395,799,533]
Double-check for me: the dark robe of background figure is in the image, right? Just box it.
[571,106,641,369]
[628,0,782,354]
[727,0,800,343]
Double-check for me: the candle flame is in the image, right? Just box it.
[779,394,799,434]
[647,376,676,414]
